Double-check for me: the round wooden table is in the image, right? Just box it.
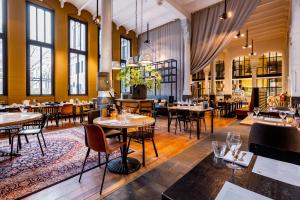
[0,112,42,157]
[93,114,155,174]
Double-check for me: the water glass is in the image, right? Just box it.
[279,111,287,121]
[212,141,227,158]
[253,107,260,117]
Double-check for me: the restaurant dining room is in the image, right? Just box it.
[0,0,299,199]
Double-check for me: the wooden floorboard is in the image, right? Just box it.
[23,115,235,200]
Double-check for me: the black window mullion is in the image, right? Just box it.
[40,46,42,95]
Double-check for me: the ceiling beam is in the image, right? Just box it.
[164,0,191,20]
[59,0,67,8]
[78,0,93,16]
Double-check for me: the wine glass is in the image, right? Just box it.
[279,111,287,125]
[226,133,242,170]
[253,107,260,118]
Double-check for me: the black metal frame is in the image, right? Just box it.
[120,36,132,93]
[26,1,55,96]
[257,52,282,77]
[152,59,177,100]
[68,17,88,96]
[0,0,7,96]
[98,27,101,72]
[232,56,251,79]
[216,60,225,80]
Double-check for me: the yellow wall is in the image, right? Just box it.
[2,0,137,104]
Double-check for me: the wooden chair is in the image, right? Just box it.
[127,112,158,166]
[122,102,139,114]
[249,123,300,165]
[59,104,74,125]
[11,114,49,159]
[79,124,124,194]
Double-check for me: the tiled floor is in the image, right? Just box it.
[103,121,251,200]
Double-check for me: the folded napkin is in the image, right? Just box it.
[223,151,253,167]
[263,117,283,123]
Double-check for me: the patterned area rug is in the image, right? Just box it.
[0,127,127,200]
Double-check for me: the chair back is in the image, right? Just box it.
[249,123,300,165]
[122,102,139,114]
[88,110,100,124]
[7,107,21,112]
[41,114,50,129]
[82,123,109,153]
[61,104,73,114]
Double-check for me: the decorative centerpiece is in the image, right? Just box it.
[117,65,162,99]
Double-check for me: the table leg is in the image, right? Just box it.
[197,113,200,140]
[211,110,214,134]
[108,128,141,174]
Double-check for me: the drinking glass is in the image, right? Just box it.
[279,111,287,121]
[253,107,260,117]
[212,141,227,158]
[226,133,242,170]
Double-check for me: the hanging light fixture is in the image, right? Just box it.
[249,39,257,56]
[234,30,245,39]
[139,0,153,65]
[219,0,232,20]
[94,0,101,26]
[126,0,139,67]
[242,29,252,49]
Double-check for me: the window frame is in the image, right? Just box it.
[0,0,7,96]
[68,17,88,96]
[120,36,132,93]
[26,2,55,96]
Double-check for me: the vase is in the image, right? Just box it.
[132,85,147,99]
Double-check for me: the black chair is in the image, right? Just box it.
[11,114,49,159]
[249,123,300,165]
[167,108,181,132]
[127,112,158,166]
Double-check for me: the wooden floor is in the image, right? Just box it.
[23,114,235,200]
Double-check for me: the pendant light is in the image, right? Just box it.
[126,0,138,67]
[234,30,244,39]
[249,39,257,56]
[94,0,101,26]
[139,0,153,65]
[219,0,232,20]
[242,30,252,49]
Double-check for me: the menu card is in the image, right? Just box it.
[252,156,300,187]
[215,181,272,200]
[223,151,253,167]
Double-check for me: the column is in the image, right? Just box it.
[204,67,210,95]
[251,56,258,88]
[282,51,288,93]
[210,61,216,96]
[289,0,300,104]
[181,18,192,97]
[100,0,112,75]
[223,52,232,96]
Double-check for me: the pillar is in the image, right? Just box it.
[210,61,216,95]
[204,67,210,96]
[223,52,232,96]
[289,0,300,104]
[181,18,192,97]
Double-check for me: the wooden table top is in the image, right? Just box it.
[0,112,42,127]
[168,106,214,112]
[93,114,155,129]
[162,153,300,200]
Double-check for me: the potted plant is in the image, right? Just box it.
[117,65,162,99]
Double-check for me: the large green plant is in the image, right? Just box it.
[117,65,161,92]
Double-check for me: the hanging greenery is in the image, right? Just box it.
[116,65,162,92]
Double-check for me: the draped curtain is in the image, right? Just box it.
[191,0,260,74]
[138,20,184,100]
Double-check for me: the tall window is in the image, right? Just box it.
[258,52,282,76]
[120,37,131,67]
[26,3,54,95]
[232,56,251,78]
[68,18,87,95]
[120,37,131,93]
[98,28,101,71]
[215,60,225,80]
[0,0,7,95]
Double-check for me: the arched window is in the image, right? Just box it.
[232,56,251,78]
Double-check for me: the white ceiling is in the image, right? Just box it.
[59,0,223,34]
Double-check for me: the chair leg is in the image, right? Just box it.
[79,148,90,183]
[189,122,192,139]
[152,137,158,157]
[10,135,14,161]
[142,139,145,166]
[203,118,206,131]
[178,119,182,132]
[36,134,44,156]
[8,130,11,145]
[100,154,109,195]
[24,135,29,143]
[175,119,177,135]
[40,132,47,148]
[127,137,131,153]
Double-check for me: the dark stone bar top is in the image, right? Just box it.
[162,153,300,200]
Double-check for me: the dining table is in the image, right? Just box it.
[168,106,214,139]
[0,112,42,156]
[162,153,300,200]
[93,114,155,174]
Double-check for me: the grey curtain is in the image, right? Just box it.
[138,20,184,100]
[191,0,260,74]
